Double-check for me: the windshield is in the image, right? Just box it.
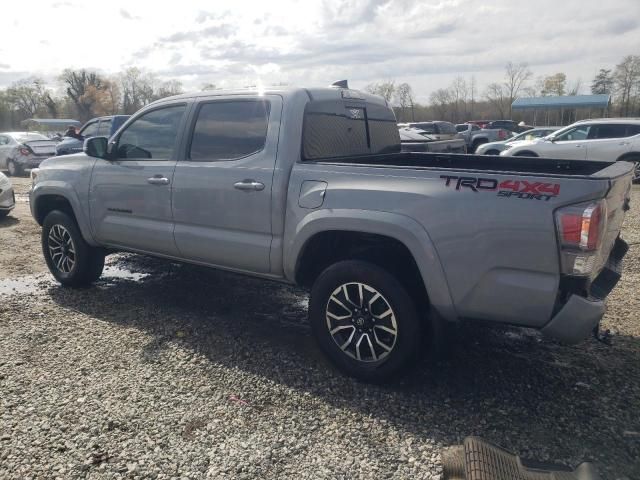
[12,133,49,143]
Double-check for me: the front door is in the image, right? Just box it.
[89,103,188,256]
[549,124,590,159]
[172,96,281,274]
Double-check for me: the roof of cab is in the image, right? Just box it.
[148,86,389,108]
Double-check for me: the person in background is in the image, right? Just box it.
[64,125,83,141]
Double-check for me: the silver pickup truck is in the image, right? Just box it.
[30,85,633,382]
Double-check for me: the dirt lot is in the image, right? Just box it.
[1,176,639,479]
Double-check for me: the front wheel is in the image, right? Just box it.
[42,210,105,287]
[309,260,424,382]
[485,149,501,156]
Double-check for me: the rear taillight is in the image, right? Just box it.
[498,129,507,140]
[555,200,607,276]
[18,146,31,156]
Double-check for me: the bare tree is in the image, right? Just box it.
[567,77,583,96]
[429,88,453,120]
[469,75,477,117]
[450,76,468,122]
[395,83,415,122]
[504,62,532,117]
[365,81,396,102]
[484,82,507,118]
[119,68,155,114]
[613,55,640,116]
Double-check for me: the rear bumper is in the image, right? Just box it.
[17,156,48,169]
[541,237,628,344]
[0,187,15,211]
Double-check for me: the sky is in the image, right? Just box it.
[1,0,639,103]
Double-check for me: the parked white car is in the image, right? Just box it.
[501,119,640,181]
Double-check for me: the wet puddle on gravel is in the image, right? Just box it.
[0,276,53,295]
[0,265,151,296]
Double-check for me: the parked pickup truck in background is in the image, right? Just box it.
[402,121,459,140]
[55,115,130,156]
[455,123,511,152]
[399,126,466,154]
[30,85,633,382]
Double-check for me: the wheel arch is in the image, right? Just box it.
[286,209,457,322]
[616,151,640,162]
[31,186,97,246]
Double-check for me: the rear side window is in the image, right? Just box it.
[189,101,270,161]
[436,122,456,134]
[97,119,112,137]
[625,124,640,136]
[81,121,99,138]
[117,104,186,160]
[589,124,628,139]
[302,100,399,160]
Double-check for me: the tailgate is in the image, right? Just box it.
[592,161,633,277]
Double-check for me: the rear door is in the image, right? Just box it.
[172,96,281,273]
[586,123,635,161]
[89,103,188,256]
[549,124,590,159]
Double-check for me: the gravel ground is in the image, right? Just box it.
[1,177,639,480]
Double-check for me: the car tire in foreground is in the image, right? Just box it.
[309,260,424,383]
[42,210,105,287]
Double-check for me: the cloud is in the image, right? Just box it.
[160,24,234,44]
[119,9,140,20]
[602,17,638,35]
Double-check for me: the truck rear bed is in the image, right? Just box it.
[311,151,619,177]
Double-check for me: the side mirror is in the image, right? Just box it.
[84,136,109,158]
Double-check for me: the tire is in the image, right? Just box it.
[42,210,105,287]
[0,210,8,219]
[514,151,538,157]
[309,260,424,382]
[485,149,501,156]
[7,160,22,177]
[621,157,640,183]
[471,140,487,153]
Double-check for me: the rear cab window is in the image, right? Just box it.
[302,99,399,160]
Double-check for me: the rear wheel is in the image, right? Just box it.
[7,160,21,177]
[471,140,487,153]
[309,260,424,382]
[42,210,105,287]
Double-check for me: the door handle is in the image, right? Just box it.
[234,180,265,191]
[147,175,170,185]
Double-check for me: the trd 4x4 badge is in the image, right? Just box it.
[440,175,560,201]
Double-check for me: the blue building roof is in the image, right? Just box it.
[512,94,610,109]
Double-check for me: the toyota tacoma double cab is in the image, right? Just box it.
[30,84,633,382]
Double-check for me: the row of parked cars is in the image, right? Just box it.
[397,118,640,181]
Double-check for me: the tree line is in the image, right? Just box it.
[367,54,640,124]
[0,54,638,130]
[0,68,185,130]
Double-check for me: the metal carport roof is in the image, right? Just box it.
[512,94,610,109]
